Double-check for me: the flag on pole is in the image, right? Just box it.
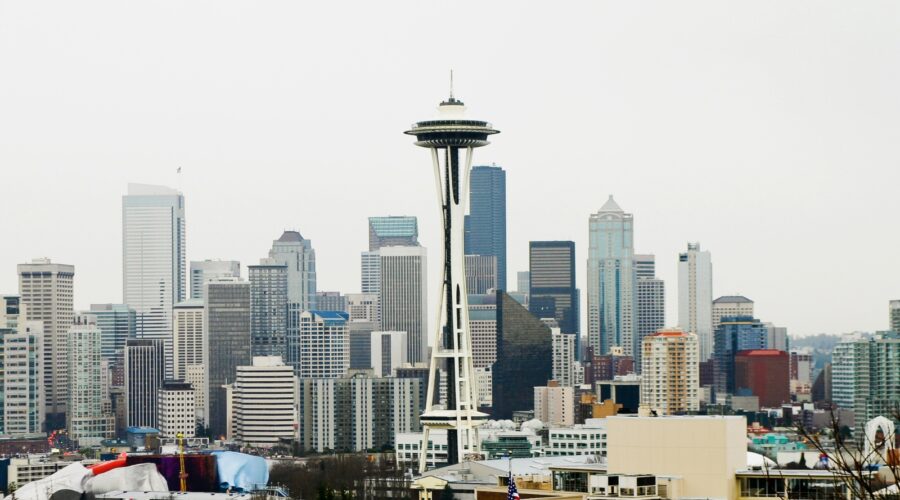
[507,470,520,500]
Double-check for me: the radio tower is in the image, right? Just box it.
[405,87,499,472]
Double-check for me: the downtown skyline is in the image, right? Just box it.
[2,1,900,337]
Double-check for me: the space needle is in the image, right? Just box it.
[405,87,499,472]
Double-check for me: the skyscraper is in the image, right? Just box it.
[370,331,409,377]
[0,297,45,436]
[464,255,498,295]
[18,258,74,430]
[122,184,185,381]
[268,231,316,371]
[249,260,288,359]
[124,338,165,428]
[831,332,900,425]
[379,246,428,364]
[465,165,507,290]
[360,251,381,296]
[677,243,713,361]
[712,316,768,401]
[712,296,754,333]
[492,291,552,419]
[206,278,252,437]
[640,329,700,415]
[890,300,900,332]
[88,304,136,369]
[172,299,205,426]
[368,216,418,251]
[529,242,579,357]
[298,311,350,379]
[516,272,530,296]
[189,260,240,300]
[634,255,665,370]
[587,196,635,356]
[316,292,347,312]
[68,320,116,444]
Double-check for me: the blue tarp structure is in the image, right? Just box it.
[210,451,269,493]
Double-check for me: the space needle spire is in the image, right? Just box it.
[405,91,499,472]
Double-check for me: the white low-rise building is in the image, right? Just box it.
[158,380,196,438]
[230,356,296,448]
[546,418,607,458]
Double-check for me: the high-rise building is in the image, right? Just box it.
[88,304,135,369]
[516,272,530,296]
[379,246,428,364]
[640,329,700,415]
[890,300,900,332]
[677,243,713,361]
[206,278,252,437]
[18,258,74,429]
[587,196,635,356]
[368,216,419,251]
[534,382,574,427]
[465,165,507,289]
[298,311,350,379]
[172,299,205,426]
[349,320,377,370]
[584,346,635,384]
[764,323,788,351]
[831,332,900,425]
[712,296,754,333]
[230,356,296,447]
[360,251,381,297]
[268,230,317,370]
[734,350,790,408]
[529,242,579,357]
[712,316,768,401]
[492,291,552,419]
[0,297,45,436]
[189,260,240,300]
[122,183,185,379]
[124,338,165,428]
[464,255,498,295]
[158,381,196,439]
[67,320,115,444]
[468,294,498,369]
[316,292,347,313]
[249,260,288,359]
[297,374,420,453]
[370,331,408,377]
[551,327,576,387]
[634,255,665,370]
[346,293,378,322]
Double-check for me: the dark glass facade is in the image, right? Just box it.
[713,316,768,398]
[207,281,252,437]
[249,263,288,359]
[597,380,641,413]
[465,166,507,290]
[492,291,552,419]
[528,241,579,356]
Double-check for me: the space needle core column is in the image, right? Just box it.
[405,95,498,472]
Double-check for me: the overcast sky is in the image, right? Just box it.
[1,1,898,337]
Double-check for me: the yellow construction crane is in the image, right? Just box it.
[177,432,187,492]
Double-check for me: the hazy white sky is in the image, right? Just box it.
[1,1,898,337]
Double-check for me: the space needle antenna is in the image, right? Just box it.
[449,69,454,99]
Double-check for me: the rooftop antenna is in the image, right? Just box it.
[449,69,454,99]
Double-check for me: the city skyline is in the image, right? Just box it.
[2,2,900,337]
